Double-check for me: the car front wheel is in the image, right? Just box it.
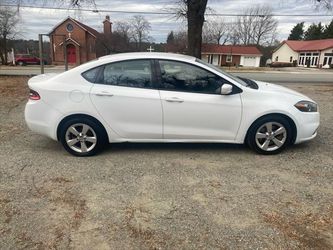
[59,118,107,156]
[247,116,292,155]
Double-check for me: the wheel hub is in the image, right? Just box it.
[255,122,287,152]
[65,123,97,153]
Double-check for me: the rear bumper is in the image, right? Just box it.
[25,100,62,140]
[294,112,320,144]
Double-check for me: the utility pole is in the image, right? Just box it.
[38,34,44,74]
[64,38,68,71]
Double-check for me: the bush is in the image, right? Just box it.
[270,62,293,68]
[330,64,333,69]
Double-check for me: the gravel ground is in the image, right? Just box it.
[0,76,332,249]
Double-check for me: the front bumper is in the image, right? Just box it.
[294,111,320,144]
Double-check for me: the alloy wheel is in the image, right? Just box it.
[255,122,287,152]
[65,123,97,153]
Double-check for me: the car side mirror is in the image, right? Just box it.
[221,84,233,95]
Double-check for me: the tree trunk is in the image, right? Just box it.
[0,51,5,65]
[187,0,208,59]
[4,35,8,64]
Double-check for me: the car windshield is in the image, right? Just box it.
[196,58,248,87]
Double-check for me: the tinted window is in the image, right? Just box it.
[99,60,153,88]
[158,60,225,94]
[82,66,101,83]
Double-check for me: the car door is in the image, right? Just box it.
[157,60,242,141]
[89,59,162,139]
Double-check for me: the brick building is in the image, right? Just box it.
[49,16,112,65]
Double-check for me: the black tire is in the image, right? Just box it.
[59,117,107,156]
[17,61,25,66]
[246,115,292,155]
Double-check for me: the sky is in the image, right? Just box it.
[2,0,333,43]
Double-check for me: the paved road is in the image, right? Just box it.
[0,66,67,76]
[234,71,333,84]
[1,66,333,84]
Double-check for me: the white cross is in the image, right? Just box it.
[147,46,154,52]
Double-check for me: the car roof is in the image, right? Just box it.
[98,52,196,63]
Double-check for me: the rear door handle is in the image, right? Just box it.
[165,97,184,103]
[95,91,114,97]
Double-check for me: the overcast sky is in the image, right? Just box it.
[3,0,333,43]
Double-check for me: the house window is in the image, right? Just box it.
[323,53,333,66]
[275,56,278,62]
[299,51,319,67]
[290,56,293,62]
[226,55,232,63]
[66,23,74,32]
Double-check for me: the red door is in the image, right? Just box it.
[67,44,76,64]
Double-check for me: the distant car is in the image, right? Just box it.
[25,52,320,156]
[15,54,46,66]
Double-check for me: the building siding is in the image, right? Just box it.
[272,43,299,63]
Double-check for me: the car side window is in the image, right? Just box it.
[158,60,227,94]
[99,60,153,88]
[82,66,101,83]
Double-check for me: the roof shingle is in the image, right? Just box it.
[202,44,262,55]
[283,39,333,51]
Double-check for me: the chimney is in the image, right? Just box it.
[103,15,112,34]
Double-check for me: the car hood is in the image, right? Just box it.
[253,80,314,101]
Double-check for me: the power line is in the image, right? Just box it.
[1,3,332,17]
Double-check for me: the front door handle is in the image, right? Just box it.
[165,97,184,103]
[95,91,114,97]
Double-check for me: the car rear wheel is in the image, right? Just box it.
[17,61,24,66]
[247,116,292,155]
[59,118,107,156]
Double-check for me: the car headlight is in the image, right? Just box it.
[294,101,318,112]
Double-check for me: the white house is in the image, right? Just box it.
[201,44,262,67]
[272,38,333,68]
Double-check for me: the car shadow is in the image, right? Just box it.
[102,142,250,154]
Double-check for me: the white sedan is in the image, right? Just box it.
[25,52,319,156]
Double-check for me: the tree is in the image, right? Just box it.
[0,6,19,64]
[304,22,324,40]
[172,0,208,58]
[313,0,332,9]
[166,31,175,44]
[288,22,305,40]
[115,21,132,44]
[323,19,333,38]
[165,30,187,53]
[202,18,230,45]
[186,0,208,58]
[129,15,152,51]
[234,5,278,46]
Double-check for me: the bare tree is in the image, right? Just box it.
[313,0,332,9]
[203,18,230,45]
[0,6,19,64]
[4,0,97,9]
[129,15,151,51]
[115,21,132,44]
[171,0,208,58]
[234,5,278,46]
[166,30,187,53]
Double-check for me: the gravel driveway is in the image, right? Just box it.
[0,76,332,249]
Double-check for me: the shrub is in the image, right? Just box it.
[270,62,293,68]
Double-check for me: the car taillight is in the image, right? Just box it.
[29,89,40,100]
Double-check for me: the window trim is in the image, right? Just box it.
[154,59,241,95]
